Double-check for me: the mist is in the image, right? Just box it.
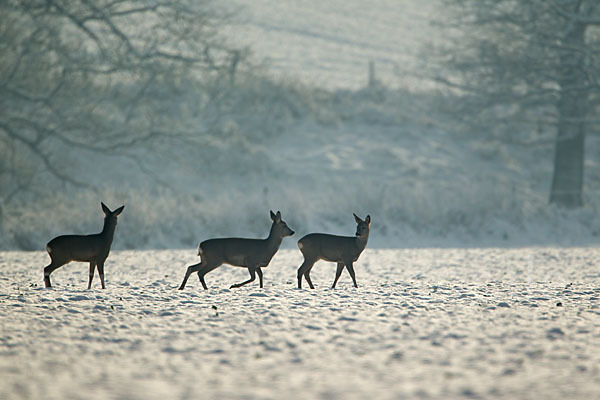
[1,0,598,250]
[2,3,600,400]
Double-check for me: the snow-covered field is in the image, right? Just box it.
[3,1,599,399]
[223,0,438,89]
[2,248,599,399]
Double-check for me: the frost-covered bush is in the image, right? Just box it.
[1,73,599,250]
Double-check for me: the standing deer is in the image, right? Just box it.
[178,210,294,290]
[297,213,370,289]
[43,202,125,289]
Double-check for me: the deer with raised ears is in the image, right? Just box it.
[297,213,370,289]
[178,210,294,290]
[43,202,125,289]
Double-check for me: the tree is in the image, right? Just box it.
[0,0,244,203]
[432,0,600,208]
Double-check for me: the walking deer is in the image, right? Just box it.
[43,202,125,289]
[297,213,370,289]
[178,210,294,290]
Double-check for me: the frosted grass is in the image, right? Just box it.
[1,248,599,399]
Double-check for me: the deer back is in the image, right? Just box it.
[299,233,364,262]
[47,234,107,263]
[199,237,275,267]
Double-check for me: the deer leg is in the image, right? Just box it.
[197,263,221,290]
[87,261,96,289]
[43,259,66,288]
[331,262,344,289]
[178,262,203,290]
[256,267,264,288]
[97,262,106,289]
[43,264,54,288]
[296,264,303,288]
[345,262,358,288]
[297,259,316,289]
[230,267,256,289]
[304,264,316,289]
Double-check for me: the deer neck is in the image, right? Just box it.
[264,224,283,254]
[100,218,117,245]
[355,234,369,253]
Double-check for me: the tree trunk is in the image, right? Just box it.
[550,125,585,208]
[549,22,586,208]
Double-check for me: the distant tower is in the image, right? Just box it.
[368,61,376,88]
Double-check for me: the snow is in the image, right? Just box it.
[2,2,600,399]
[2,248,600,399]
[222,0,438,90]
[3,82,599,250]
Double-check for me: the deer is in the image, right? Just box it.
[43,202,125,289]
[178,210,294,290]
[297,213,370,289]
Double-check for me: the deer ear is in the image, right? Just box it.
[113,205,125,216]
[365,215,371,225]
[353,213,362,224]
[276,211,282,222]
[270,210,276,221]
[101,202,111,215]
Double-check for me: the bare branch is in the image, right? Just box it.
[80,0,140,57]
[550,0,600,26]
[0,0,246,201]
[45,0,105,55]
[0,122,93,190]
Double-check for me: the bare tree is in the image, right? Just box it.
[0,0,245,203]
[432,0,600,208]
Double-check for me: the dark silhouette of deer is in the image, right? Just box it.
[179,210,294,290]
[43,202,124,288]
[297,213,370,289]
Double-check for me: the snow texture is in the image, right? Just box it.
[2,3,599,399]
[1,248,599,399]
